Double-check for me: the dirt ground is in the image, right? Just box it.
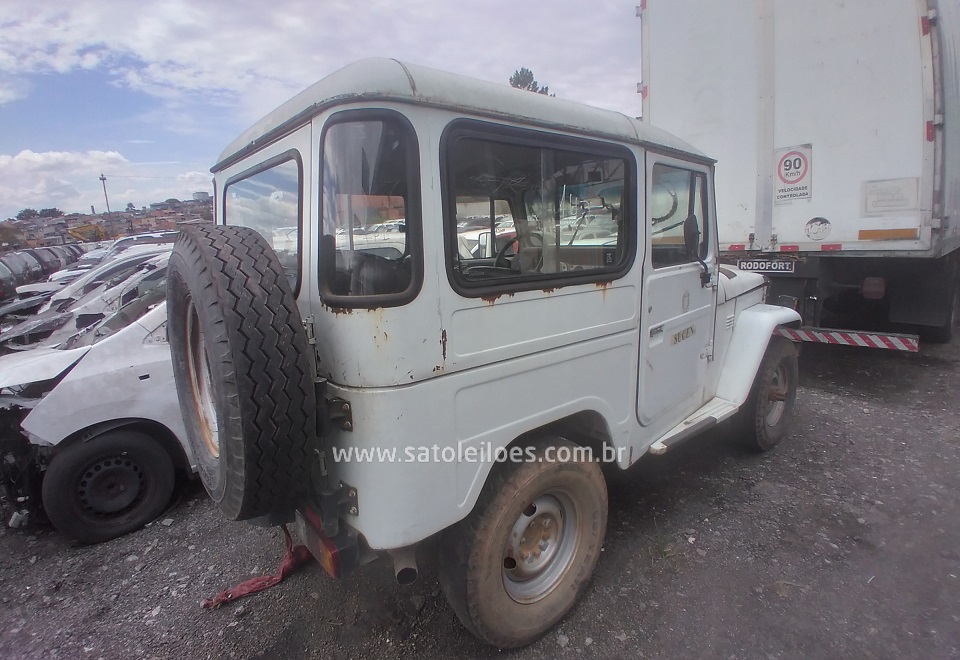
[1,337,958,659]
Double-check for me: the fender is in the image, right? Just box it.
[714,304,801,407]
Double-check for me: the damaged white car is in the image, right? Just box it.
[0,297,193,543]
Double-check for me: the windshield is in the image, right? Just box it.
[60,275,168,350]
[46,247,170,309]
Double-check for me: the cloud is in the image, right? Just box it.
[0,150,210,219]
[1,1,642,121]
[0,1,644,218]
[0,76,32,105]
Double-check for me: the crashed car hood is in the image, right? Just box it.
[0,346,90,389]
[0,294,52,318]
[0,312,73,345]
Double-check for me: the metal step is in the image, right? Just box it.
[649,397,739,455]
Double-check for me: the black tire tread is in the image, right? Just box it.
[167,225,316,521]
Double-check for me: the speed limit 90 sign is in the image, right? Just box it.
[778,151,807,183]
[774,144,812,203]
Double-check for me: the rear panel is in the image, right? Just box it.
[642,0,940,255]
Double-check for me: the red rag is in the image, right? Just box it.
[202,525,314,609]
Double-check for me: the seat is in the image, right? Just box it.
[349,251,410,296]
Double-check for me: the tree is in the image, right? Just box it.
[16,208,39,221]
[0,222,23,246]
[39,208,64,218]
[509,67,552,96]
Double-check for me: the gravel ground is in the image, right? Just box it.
[1,337,958,659]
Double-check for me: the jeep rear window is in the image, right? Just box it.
[442,122,634,294]
[223,154,302,293]
[319,112,422,307]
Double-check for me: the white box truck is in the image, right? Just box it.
[640,0,960,349]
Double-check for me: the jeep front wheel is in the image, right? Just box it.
[438,438,607,649]
[737,336,799,452]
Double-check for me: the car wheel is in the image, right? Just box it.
[736,336,799,452]
[438,438,607,649]
[41,430,175,544]
[166,225,317,521]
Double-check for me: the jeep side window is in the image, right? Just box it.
[223,156,302,292]
[444,123,634,292]
[319,113,421,306]
[650,164,709,269]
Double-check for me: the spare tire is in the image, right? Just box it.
[166,225,317,521]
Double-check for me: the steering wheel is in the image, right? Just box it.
[494,233,544,269]
[493,238,520,269]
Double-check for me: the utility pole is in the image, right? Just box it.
[99,173,112,215]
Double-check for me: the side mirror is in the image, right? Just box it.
[683,214,712,287]
[683,214,701,259]
[477,231,494,258]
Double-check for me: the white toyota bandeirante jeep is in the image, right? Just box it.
[166,58,801,648]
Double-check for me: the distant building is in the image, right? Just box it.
[14,195,214,246]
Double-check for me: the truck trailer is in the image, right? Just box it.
[640,0,960,349]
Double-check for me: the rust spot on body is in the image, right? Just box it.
[323,303,354,315]
[480,291,516,304]
[595,280,610,302]
[441,329,448,360]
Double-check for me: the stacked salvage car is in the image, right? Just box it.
[0,233,193,543]
[0,246,84,302]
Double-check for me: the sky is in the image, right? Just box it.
[0,1,643,221]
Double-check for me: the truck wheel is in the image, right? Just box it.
[41,430,174,544]
[736,336,799,452]
[438,438,607,649]
[167,226,316,521]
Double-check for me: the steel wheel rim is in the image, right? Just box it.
[78,456,143,516]
[185,296,220,458]
[502,491,579,603]
[765,364,788,426]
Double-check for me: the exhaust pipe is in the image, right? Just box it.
[390,545,418,585]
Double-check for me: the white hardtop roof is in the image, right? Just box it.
[215,58,708,171]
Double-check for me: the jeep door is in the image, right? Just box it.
[637,155,718,437]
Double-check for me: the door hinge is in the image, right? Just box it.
[934,113,945,126]
[329,398,353,431]
[701,340,715,362]
[303,315,322,383]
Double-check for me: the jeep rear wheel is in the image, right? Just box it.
[166,225,317,521]
[438,438,607,649]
